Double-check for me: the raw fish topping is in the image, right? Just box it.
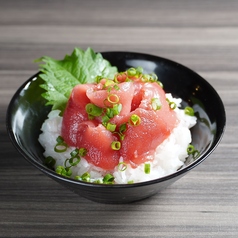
[36,48,198,184]
[61,67,178,170]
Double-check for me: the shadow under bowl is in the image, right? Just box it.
[6,52,226,203]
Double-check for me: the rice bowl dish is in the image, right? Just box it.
[35,48,199,185]
[6,49,225,203]
[39,94,197,184]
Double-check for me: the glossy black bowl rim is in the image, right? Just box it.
[6,51,226,189]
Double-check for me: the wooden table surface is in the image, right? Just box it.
[1,0,238,237]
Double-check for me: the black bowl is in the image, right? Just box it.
[6,52,226,203]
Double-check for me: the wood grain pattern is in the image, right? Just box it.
[1,0,238,237]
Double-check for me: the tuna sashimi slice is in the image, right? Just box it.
[86,82,135,116]
[120,107,177,166]
[75,123,120,170]
[62,75,178,171]
[119,82,177,166]
[62,84,96,146]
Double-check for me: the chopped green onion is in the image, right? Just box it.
[184,106,195,116]
[187,144,200,159]
[157,81,163,88]
[117,133,125,141]
[141,74,150,82]
[104,79,114,87]
[111,141,121,150]
[64,159,69,168]
[56,147,87,179]
[56,166,72,177]
[151,98,162,110]
[81,172,90,180]
[127,180,134,184]
[139,71,161,83]
[44,156,56,169]
[115,72,127,83]
[113,84,120,91]
[95,75,104,83]
[63,147,85,172]
[102,104,122,126]
[119,123,127,134]
[102,114,110,126]
[136,66,143,74]
[150,73,158,81]
[129,114,141,126]
[56,166,64,174]
[65,167,72,176]
[112,103,122,116]
[56,136,64,144]
[68,156,80,167]
[54,136,68,153]
[117,162,127,172]
[54,143,67,153]
[166,99,177,110]
[126,67,143,78]
[86,103,103,117]
[105,108,114,118]
[193,150,200,158]
[79,148,87,157]
[104,79,119,93]
[70,148,79,158]
[107,94,119,104]
[127,67,137,76]
[76,172,91,182]
[65,148,81,166]
[93,179,102,184]
[103,174,115,184]
[187,144,195,154]
[144,163,151,174]
[113,128,126,141]
[169,102,176,110]
[125,77,132,82]
[106,122,117,132]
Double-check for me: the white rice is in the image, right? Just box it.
[38,93,196,184]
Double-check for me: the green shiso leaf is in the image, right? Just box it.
[35,47,118,112]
